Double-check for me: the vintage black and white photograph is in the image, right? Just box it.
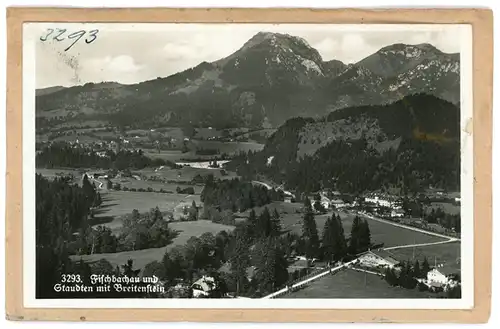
[26,23,472,306]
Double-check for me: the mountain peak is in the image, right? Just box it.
[357,42,455,78]
[215,31,324,77]
[241,31,313,52]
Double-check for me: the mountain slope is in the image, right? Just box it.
[357,43,457,78]
[35,86,67,97]
[227,94,460,194]
[36,34,460,129]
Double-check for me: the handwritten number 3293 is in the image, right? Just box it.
[40,28,99,51]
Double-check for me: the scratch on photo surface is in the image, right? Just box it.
[56,48,82,85]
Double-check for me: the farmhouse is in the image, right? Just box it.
[330,199,347,209]
[191,276,216,298]
[320,195,331,209]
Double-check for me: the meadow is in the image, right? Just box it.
[93,191,201,231]
[70,220,234,271]
[138,165,238,182]
[111,176,204,194]
[384,242,461,274]
[282,269,444,298]
[244,203,447,248]
[191,140,264,155]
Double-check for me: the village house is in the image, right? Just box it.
[426,268,449,286]
[191,276,216,298]
[319,195,330,210]
[330,199,347,209]
[415,260,460,291]
[391,208,405,218]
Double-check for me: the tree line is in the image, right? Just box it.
[201,176,283,213]
[36,173,98,297]
[227,94,460,195]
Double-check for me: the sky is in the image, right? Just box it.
[33,24,463,89]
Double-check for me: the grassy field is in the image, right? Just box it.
[36,168,82,185]
[191,140,264,155]
[142,149,189,162]
[36,168,82,177]
[52,134,102,144]
[53,120,110,129]
[142,149,229,162]
[279,211,446,248]
[385,242,461,274]
[94,191,201,230]
[239,201,303,218]
[111,177,204,194]
[282,269,444,298]
[138,166,238,182]
[239,202,446,248]
[70,220,234,271]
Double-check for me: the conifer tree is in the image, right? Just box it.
[348,215,361,254]
[421,257,431,276]
[358,220,372,252]
[302,198,320,259]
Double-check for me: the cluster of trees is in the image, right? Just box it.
[301,198,320,259]
[384,259,431,290]
[424,208,461,232]
[347,216,372,255]
[195,148,219,156]
[36,173,98,297]
[201,176,282,212]
[203,207,235,226]
[176,186,195,194]
[142,217,289,298]
[248,208,282,238]
[225,221,289,297]
[72,207,179,255]
[181,200,200,222]
[140,230,233,298]
[117,208,178,251]
[321,214,347,262]
[301,198,372,261]
[36,143,178,170]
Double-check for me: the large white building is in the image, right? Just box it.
[426,268,449,286]
[364,193,401,209]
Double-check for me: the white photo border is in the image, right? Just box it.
[23,23,474,309]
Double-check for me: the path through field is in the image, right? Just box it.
[355,211,460,251]
[263,210,461,299]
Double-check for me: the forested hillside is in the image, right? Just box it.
[227,94,460,195]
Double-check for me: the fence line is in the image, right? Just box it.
[262,259,359,299]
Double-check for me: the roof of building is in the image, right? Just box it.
[359,250,400,266]
[369,250,401,266]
